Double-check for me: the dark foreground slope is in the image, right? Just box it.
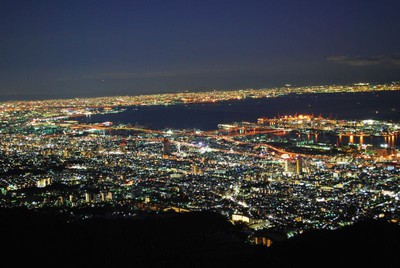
[0,208,398,267]
[268,220,400,267]
[0,209,260,267]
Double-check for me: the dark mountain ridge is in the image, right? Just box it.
[1,208,398,267]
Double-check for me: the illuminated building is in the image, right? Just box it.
[85,193,92,203]
[257,117,268,124]
[192,164,199,174]
[296,157,302,175]
[284,159,290,173]
[162,138,171,156]
[36,178,51,188]
[232,214,250,223]
[101,192,106,202]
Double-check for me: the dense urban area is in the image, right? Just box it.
[0,83,399,245]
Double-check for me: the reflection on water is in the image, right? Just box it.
[290,132,399,147]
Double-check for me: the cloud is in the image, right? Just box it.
[327,55,400,66]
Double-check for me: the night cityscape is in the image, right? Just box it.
[1,1,399,267]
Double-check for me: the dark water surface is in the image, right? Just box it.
[80,91,400,130]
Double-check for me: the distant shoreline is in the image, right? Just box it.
[0,82,399,103]
[76,91,400,130]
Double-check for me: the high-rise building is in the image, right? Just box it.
[283,156,302,175]
[296,157,302,175]
[284,159,290,172]
[85,193,92,203]
[192,164,199,174]
[162,138,171,156]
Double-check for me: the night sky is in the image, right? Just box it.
[1,0,399,99]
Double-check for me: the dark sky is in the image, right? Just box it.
[1,0,400,99]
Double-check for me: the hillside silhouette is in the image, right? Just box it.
[1,208,398,267]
